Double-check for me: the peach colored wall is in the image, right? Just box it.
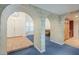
[64,20,70,40]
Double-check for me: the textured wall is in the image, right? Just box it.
[34,16,45,53]
[7,12,27,37]
[0,4,8,55]
[74,19,79,39]
[45,18,50,29]
[48,15,64,45]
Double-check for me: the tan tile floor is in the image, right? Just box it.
[65,37,79,48]
[7,36,33,52]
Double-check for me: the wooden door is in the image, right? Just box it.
[69,20,74,38]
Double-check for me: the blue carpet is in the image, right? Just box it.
[8,35,79,55]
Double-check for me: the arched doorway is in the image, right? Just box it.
[45,18,51,49]
[7,12,34,53]
[45,18,50,37]
[0,5,37,54]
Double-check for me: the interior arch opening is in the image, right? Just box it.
[7,12,34,53]
[45,18,50,37]
[45,18,51,44]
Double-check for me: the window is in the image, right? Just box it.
[25,19,34,35]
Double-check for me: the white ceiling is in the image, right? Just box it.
[33,4,79,15]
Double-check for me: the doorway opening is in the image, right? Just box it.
[64,13,79,48]
[7,12,34,53]
[45,18,51,47]
[45,18,50,37]
[64,18,74,41]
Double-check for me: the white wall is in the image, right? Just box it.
[45,18,50,30]
[48,15,64,45]
[7,12,34,37]
[34,16,46,53]
[25,15,34,35]
[74,19,79,39]
[7,12,50,38]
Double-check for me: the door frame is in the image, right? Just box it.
[64,18,74,41]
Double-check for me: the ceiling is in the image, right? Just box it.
[33,4,79,15]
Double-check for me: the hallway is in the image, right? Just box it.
[8,35,79,55]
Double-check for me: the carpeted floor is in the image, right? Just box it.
[8,35,79,55]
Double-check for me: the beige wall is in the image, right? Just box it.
[7,12,27,37]
[34,16,45,52]
[48,15,64,45]
[0,5,8,54]
[45,18,50,30]
[64,20,70,40]
[74,19,79,39]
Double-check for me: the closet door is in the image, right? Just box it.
[69,20,74,38]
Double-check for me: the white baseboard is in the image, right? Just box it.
[34,45,45,53]
[50,39,64,45]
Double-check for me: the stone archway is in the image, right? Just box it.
[0,4,46,54]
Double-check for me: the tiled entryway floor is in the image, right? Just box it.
[65,37,79,48]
